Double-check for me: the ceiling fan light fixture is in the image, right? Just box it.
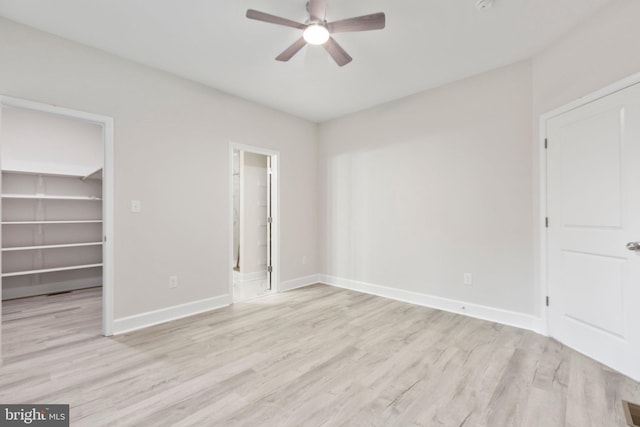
[246,3,385,66]
[303,24,330,45]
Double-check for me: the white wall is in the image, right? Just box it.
[317,0,640,322]
[1,106,103,175]
[532,0,640,116]
[0,17,319,320]
[530,0,640,315]
[319,61,534,315]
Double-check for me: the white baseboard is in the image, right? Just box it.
[111,275,545,337]
[319,275,545,334]
[2,277,102,300]
[279,274,322,292]
[112,294,231,335]
[235,270,267,282]
[532,315,549,336]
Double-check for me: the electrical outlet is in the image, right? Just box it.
[302,255,308,265]
[169,275,178,289]
[464,273,473,285]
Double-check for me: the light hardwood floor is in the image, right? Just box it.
[1,285,639,426]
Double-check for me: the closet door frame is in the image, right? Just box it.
[0,95,115,338]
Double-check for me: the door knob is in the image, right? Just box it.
[627,241,640,251]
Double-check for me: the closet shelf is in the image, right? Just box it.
[2,220,103,225]
[81,167,103,181]
[2,169,97,179]
[2,170,104,297]
[2,194,102,201]
[1,263,103,277]
[2,242,103,252]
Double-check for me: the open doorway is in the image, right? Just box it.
[230,144,278,302]
[0,96,114,363]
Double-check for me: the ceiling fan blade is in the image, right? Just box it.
[276,37,308,62]
[246,9,307,30]
[327,12,385,33]
[323,37,352,67]
[308,0,327,22]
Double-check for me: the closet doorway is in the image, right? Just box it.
[0,96,114,359]
[230,144,279,302]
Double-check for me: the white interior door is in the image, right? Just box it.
[547,82,640,381]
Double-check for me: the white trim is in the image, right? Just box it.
[0,103,3,365]
[0,95,116,337]
[112,294,231,335]
[320,275,544,334]
[2,278,102,300]
[538,72,640,339]
[280,274,322,292]
[103,114,115,336]
[541,72,640,121]
[0,96,114,124]
[0,105,3,327]
[235,270,267,282]
[538,116,550,336]
[229,142,280,302]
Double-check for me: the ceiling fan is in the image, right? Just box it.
[246,0,385,66]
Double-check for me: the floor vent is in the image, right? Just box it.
[623,401,640,427]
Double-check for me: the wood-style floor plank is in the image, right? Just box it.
[1,285,639,426]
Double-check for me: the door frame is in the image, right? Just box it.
[228,142,280,301]
[0,95,115,340]
[538,71,640,336]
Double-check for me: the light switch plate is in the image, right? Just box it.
[131,200,142,213]
[169,276,178,288]
[464,273,473,286]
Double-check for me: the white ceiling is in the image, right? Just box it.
[0,0,611,122]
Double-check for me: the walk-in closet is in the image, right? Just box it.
[1,105,104,302]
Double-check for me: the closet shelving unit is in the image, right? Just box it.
[1,169,103,299]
